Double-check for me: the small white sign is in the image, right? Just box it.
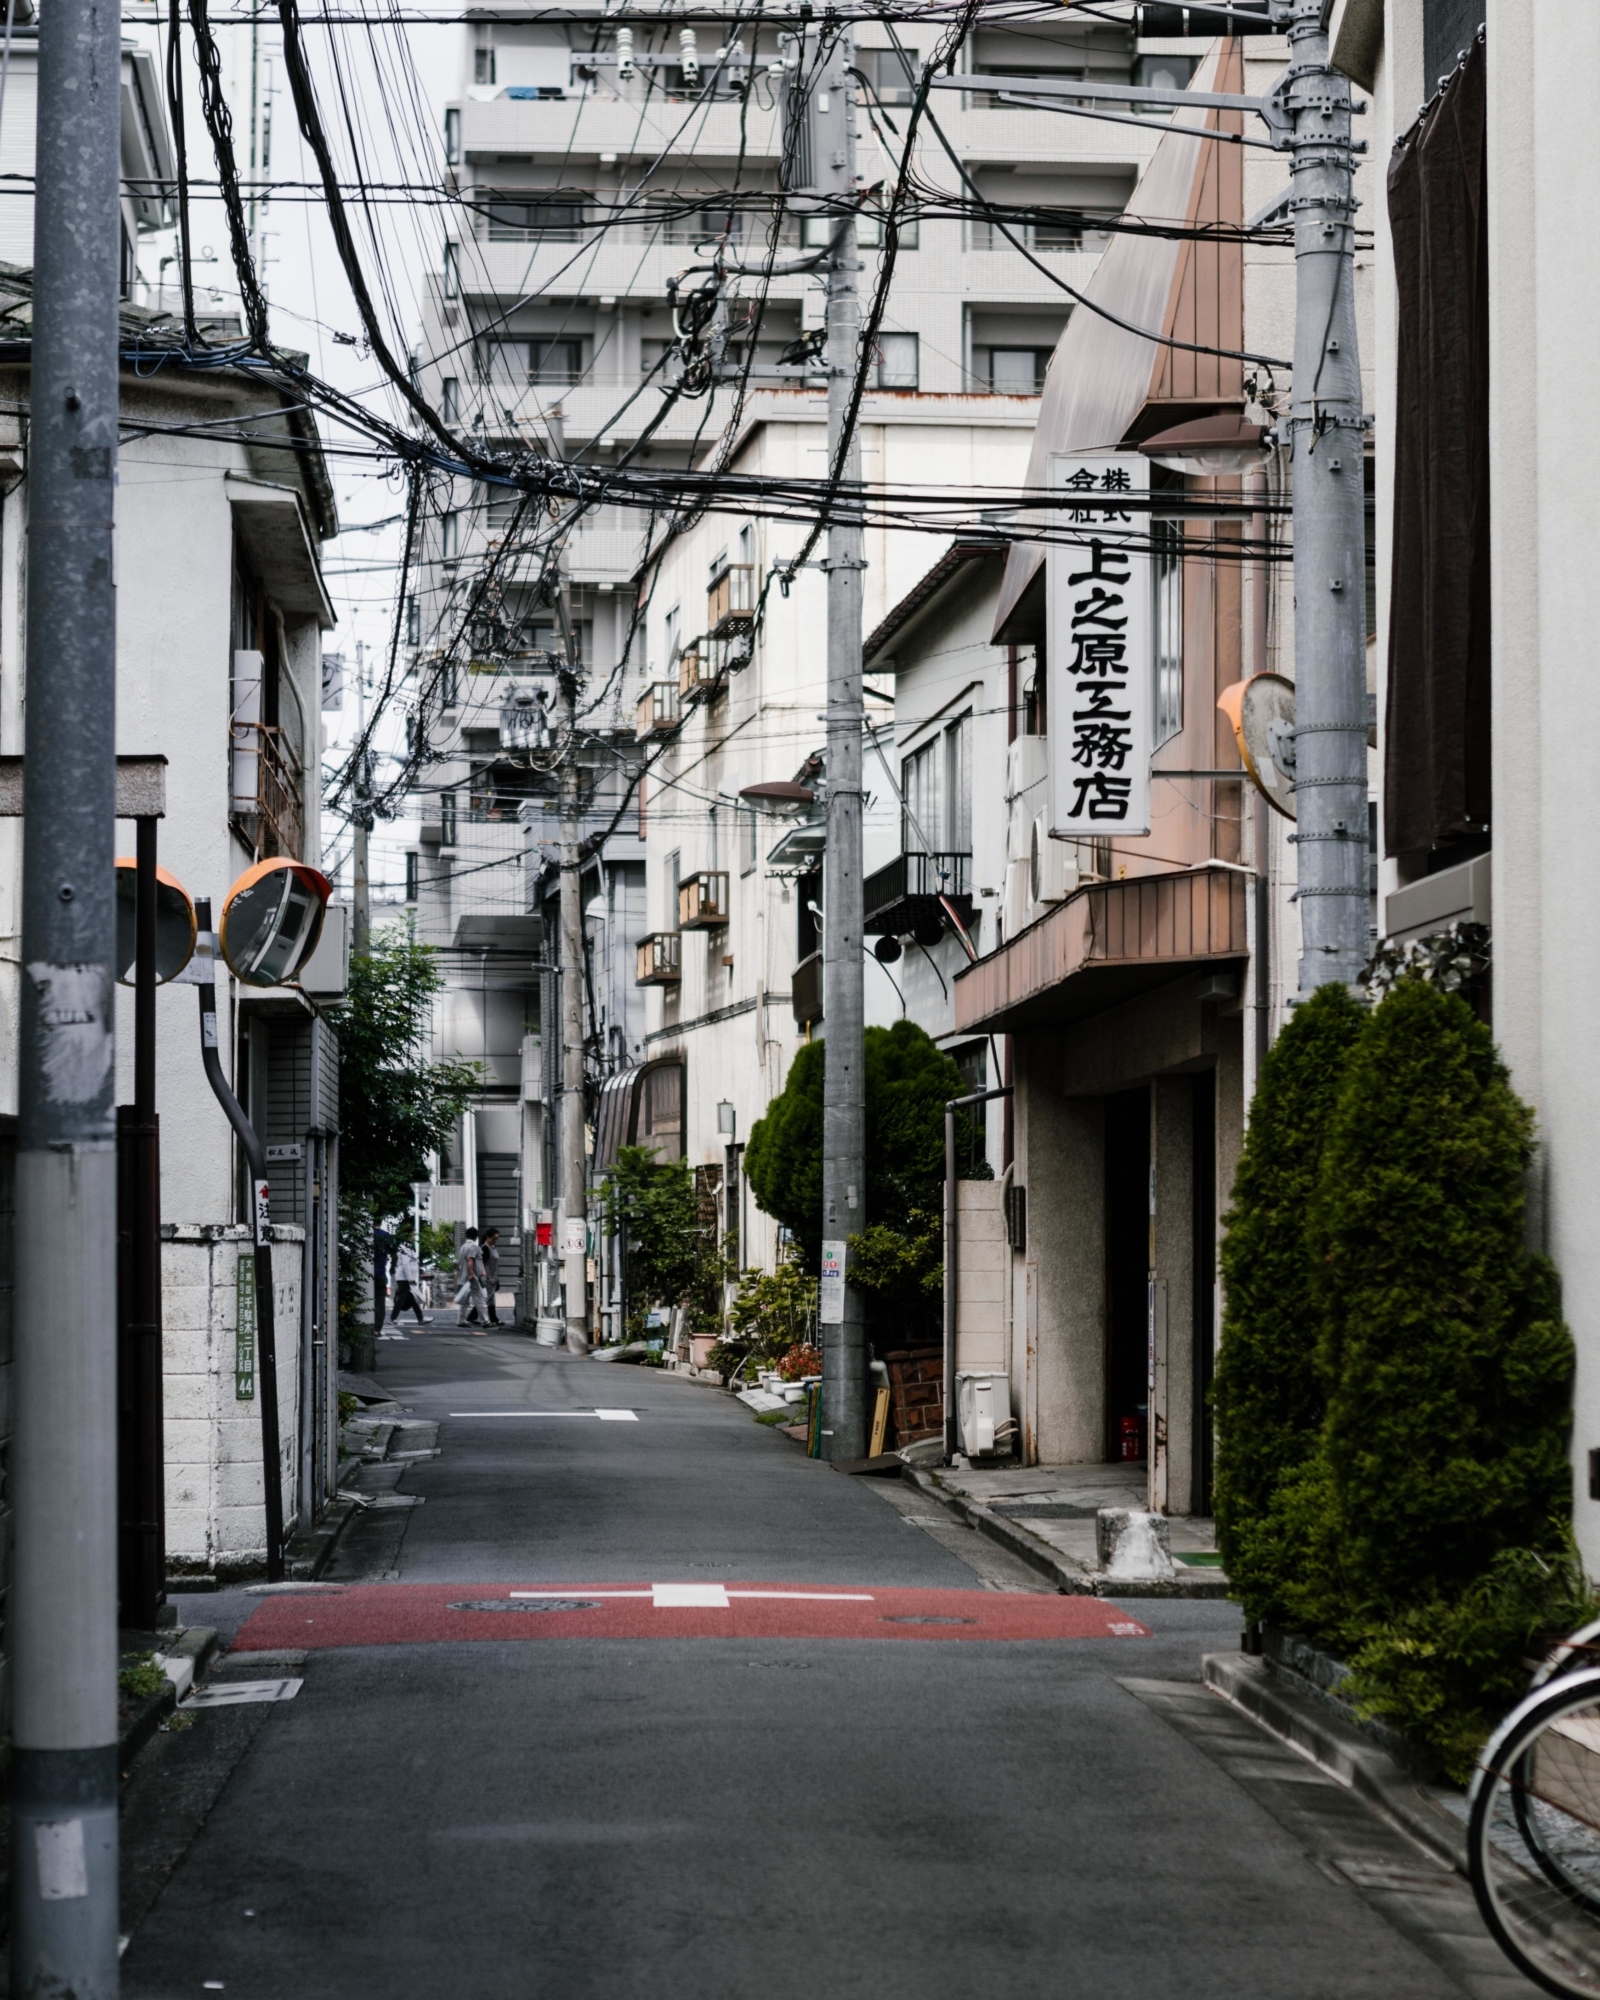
[819,1239,846,1325]
[183,1678,303,1709]
[563,1218,587,1257]
[1047,453,1154,840]
[34,1819,88,1902]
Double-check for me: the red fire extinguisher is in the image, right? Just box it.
[1118,1413,1145,1463]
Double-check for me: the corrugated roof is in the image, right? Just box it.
[991,37,1246,641]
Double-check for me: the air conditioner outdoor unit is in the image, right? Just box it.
[1006,735,1048,865]
[1031,814,1080,904]
[957,1371,1015,1459]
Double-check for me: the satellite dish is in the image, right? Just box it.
[113,859,198,985]
[1217,673,1297,819]
[220,857,332,987]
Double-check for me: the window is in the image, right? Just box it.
[666,200,737,245]
[528,338,584,384]
[988,347,1049,393]
[1033,216,1083,252]
[803,208,918,252]
[741,805,758,875]
[441,790,458,845]
[874,332,919,390]
[945,711,972,853]
[444,106,461,162]
[665,850,680,930]
[405,851,420,902]
[860,46,919,105]
[739,524,754,564]
[441,376,460,424]
[442,658,460,709]
[406,596,421,647]
[474,46,496,86]
[708,805,720,873]
[443,240,460,299]
[440,511,460,563]
[479,194,587,242]
[902,739,942,854]
[1153,519,1184,746]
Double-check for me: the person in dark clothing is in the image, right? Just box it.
[373,1225,396,1335]
[482,1229,502,1326]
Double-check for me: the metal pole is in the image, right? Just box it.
[10,0,124,1978]
[1285,0,1368,993]
[943,1087,1012,1462]
[818,24,867,1462]
[193,900,286,1583]
[548,407,589,1352]
[118,818,166,1631]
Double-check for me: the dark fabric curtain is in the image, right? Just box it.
[1384,36,1490,859]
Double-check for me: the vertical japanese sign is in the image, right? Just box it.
[1047,454,1153,839]
[236,1253,257,1401]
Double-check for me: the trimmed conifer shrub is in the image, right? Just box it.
[1299,978,1584,1777]
[1213,983,1367,1621]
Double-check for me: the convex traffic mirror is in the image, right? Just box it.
[220,857,332,987]
[114,858,198,985]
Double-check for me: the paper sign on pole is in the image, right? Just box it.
[819,1239,846,1326]
[1047,454,1154,840]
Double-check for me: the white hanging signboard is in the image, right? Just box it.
[1046,454,1154,840]
[819,1240,846,1326]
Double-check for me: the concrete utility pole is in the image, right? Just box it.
[813,26,869,1462]
[1281,0,1369,994]
[549,406,589,1351]
[11,0,125,1985]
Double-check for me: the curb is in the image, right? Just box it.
[902,1466,1232,1598]
[118,1625,220,1772]
[1202,1650,1468,1873]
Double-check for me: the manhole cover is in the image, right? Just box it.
[449,1599,600,1614]
[880,1615,976,1626]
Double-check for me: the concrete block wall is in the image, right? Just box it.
[161,1222,303,1579]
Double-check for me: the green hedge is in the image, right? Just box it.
[1215,977,1585,1778]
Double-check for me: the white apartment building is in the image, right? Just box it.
[405,4,1203,1324]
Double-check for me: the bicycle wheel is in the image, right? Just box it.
[1531,1621,1600,1694]
[1470,1669,1600,1997]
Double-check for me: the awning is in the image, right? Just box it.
[992,36,1246,642]
[228,476,337,628]
[953,867,1248,1033]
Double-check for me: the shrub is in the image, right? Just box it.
[847,1210,942,1351]
[744,1021,985,1271]
[727,1259,818,1361]
[1212,983,1366,1620]
[1297,979,1580,1773]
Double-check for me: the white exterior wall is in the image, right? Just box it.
[162,1227,303,1574]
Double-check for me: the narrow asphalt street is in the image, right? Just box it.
[119,1336,1523,1999]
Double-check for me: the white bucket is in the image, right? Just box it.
[535,1318,564,1347]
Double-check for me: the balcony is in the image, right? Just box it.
[792,950,822,1029]
[677,644,717,705]
[636,931,682,986]
[678,870,729,930]
[707,562,755,637]
[863,851,973,937]
[230,722,303,860]
[636,681,681,740]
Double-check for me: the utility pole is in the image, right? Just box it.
[1282,0,1368,994]
[548,405,589,1351]
[812,26,868,1461]
[352,640,370,953]
[11,0,124,1983]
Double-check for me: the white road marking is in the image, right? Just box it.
[653,1583,730,1608]
[505,1587,878,1608]
[447,1410,640,1420]
[183,1679,302,1708]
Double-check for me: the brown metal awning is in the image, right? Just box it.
[953,868,1248,1033]
[992,36,1246,643]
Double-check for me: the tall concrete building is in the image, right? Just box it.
[405,3,1194,1321]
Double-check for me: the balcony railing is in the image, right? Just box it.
[863,851,973,935]
[678,870,729,930]
[792,950,822,1028]
[637,681,681,739]
[636,932,682,986]
[230,721,303,860]
[707,562,755,636]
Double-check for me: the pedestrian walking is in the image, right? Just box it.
[373,1223,395,1337]
[454,1226,487,1328]
[482,1228,502,1326]
[391,1240,430,1325]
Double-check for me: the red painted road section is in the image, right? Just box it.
[232,1584,1151,1652]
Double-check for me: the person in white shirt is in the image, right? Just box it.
[454,1227,487,1328]
[391,1241,429,1325]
